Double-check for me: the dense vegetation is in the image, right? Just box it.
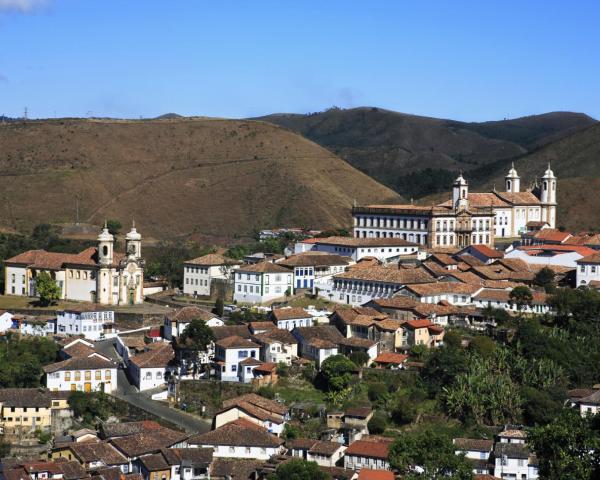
[0,334,58,387]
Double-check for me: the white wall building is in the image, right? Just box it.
[276,252,351,294]
[233,262,292,304]
[56,307,115,340]
[576,252,600,287]
[214,336,261,382]
[4,223,145,306]
[44,353,117,393]
[183,253,240,297]
[310,237,420,263]
[506,245,594,269]
[127,344,175,391]
[163,306,221,340]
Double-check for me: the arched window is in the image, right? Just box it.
[507,180,511,190]
[102,245,108,256]
[544,181,548,191]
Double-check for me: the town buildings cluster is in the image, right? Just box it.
[1,163,599,479]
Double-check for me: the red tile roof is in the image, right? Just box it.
[468,244,503,259]
[358,470,395,480]
[373,352,408,365]
[346,440,391,459]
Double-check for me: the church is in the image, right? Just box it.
[4,223,145,305]
[352,164,557,249]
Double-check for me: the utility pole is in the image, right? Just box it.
[23,107,28,120]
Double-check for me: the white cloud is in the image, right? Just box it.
[0,0,48,13]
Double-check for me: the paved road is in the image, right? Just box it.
[95,339,211,434]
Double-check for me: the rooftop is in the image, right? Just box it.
[189,418,284,448]
[184,253,241,266]
[315,236,418,248]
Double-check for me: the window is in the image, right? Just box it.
[95,371,101,380]
[231,365,237,372]
[65,372,71,381]
[75,371,81,381]
[105,370,111,380]
[85,371,91,380]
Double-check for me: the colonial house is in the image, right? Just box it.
[11,315,55,336]
[1,460,89,480]
[163,306,222,340]
[183,253,241,298]
[309,237,420,263]
[271,307,314,330]
[252,328,298,365]
[4,223,145,305]
[352,166,557,244]
[214,393,290,436]
[453,438,494,475]
[493,442,539,480]
[344,438,393,472]
[472,289,551,314]
[187,418,285,460]
[575,390,600,417]
[576,252,600,287]
[505,244,596,269]
[136,448,214,480]
[276,252,351,294]
[401,320,445,349]
[0,388,54,437]
[213,336,261,382]
[68,442,130,472]
[326,265,435,306]
[457,245,503,265]
[233,262,293,304]
[127,344,175,391]
[372,352,408,369]
[287,438,346,467]
[396,282,483,306]
[291,326,343,368]
[330,307,403,353]
[56,305,115,340]
[44,353,118,393]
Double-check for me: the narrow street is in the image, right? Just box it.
[95,339,211,434]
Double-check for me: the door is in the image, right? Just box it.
[303,279,308,288]
[84,383,91,393]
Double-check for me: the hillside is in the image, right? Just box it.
[0,118,400,240]
[255,108,596,199]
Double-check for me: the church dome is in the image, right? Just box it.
[543,163,555,178]
[507,162,519,178]
[454,173,468,185]
[126,223,141,241]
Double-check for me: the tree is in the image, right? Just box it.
[106,219,122,235]
[68,392,115,426]
[509,286,534,312]
[35,271,61,306]
[266,459,330,480]
[529,408,600,480]
[367,412,387,434]
[282,423,301,440]
[389,428,473,479]
[391,394,417,426]
[468,336,496,359]
[421,344,469,396]
[348,351,369,367]
[214,297,224,317]
[319,355,357,392]
[534,267,557,293]
[180,319,215,353]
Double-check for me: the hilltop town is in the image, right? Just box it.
[0,163,599,480]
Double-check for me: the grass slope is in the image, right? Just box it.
[0,118,400,239]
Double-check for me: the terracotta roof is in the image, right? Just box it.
[166,306,216,322]
[293,325,344,349]
[578,252,600,265]
[345,407,372,419]
[138,453,169,472]
[404,319,435,329]
[0,388,51,408]
[209,459,263,480]
[129,344,174,369]
[345,439,391,459]
[70,442,127,465]
[498,429,528,439]
[277,253,350,267]
[272,307,312,321]
[494,191,541,205]
[4,247,125,269]
[374,352,408,364]
[248,321,277,331]
[212,325,252,341]
[184,253,241,266]
[474,288,548,305]
[216,335,260,349]
[578,389,600,406]
[532,228,572,243]
[517,244,597,257]
[335,266,435,284]
[236,261,290,274]
[44,354,116,374]
[253,363,277,374]
[402,282,481,296]
[315,236,418,248]
[109,428,188,458]
[63,341,97,358]
[358,470,395,480]
[308,440,345,456]
[454,438,494,452]
[429,253,458,266]
[438,192,508,208]
[189,418,284,448]
[339,337,377,349]
[467,244,503,259]
[239,357,262,366]
[252,329,297,345]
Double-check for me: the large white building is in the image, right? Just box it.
[44,353,118,393]
[352,165,557,246]
[183,253,241,297]
[4,223,145,305]
[56,306,115,340]
[308,237,420,263]
[233,262,293,304]
[576,252,600,287]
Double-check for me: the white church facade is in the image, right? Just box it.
[4,223,145,305]
[352,164,557,248]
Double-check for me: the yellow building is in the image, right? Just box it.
[0,388,53,437]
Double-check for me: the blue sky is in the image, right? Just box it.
[0,0,599,121]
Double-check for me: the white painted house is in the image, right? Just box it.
[188,418,285,460]
[183,253,241,297]
[271,307,314,330]
[276,252,351,294]
[473,288,551,314]
[576,252,600,287]
[214,336,261,382]
[310,236,420,263]
[505,244,596,269]
[44,353,118,393]
[453,438,494,476]
[292,326,343,368]
[163,306,222,340]
[252,328,298,366]
[12,315,55,336]
[56,306,115,340]
[127,344,175,391]
[233,262,293,304]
